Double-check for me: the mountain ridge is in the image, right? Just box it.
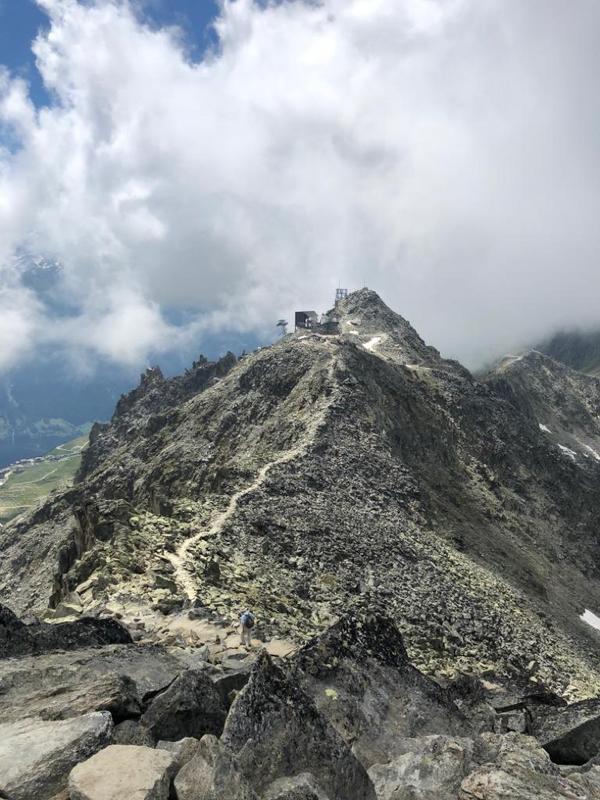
[2,289,600,700]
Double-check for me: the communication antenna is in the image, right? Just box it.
[276,319,288,336]
[335,287,348,305]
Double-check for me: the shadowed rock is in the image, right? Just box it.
[221,650,376,800]
[0,604,131,659]
[291,608,469,767]
[528,698,600,765]
[141,668,227,741]
[113,720,155,747]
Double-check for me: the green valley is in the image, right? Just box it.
[0,432,89,523]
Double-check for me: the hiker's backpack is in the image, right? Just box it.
[242,611,255,629]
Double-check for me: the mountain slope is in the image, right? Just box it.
[2,289,600,698]
[538,330,600,377]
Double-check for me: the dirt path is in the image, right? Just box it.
[164,356,339,601]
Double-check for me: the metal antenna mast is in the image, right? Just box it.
[276,319,288,337]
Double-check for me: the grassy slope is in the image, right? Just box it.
[0,433,88,523]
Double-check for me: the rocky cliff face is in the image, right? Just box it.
[2,289,600,699]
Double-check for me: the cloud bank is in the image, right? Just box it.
[1,0,600,370]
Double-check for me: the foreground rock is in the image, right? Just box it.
[173,735,257,800]
[0,604,131,659]
[368,735,474,800]
[292,608,470,768]
[0,643,192,723]
[459,733,600,799]
[69,744,176,800]
[222,650,376,800]
[141,668,227,741]
[528,698,600,765]
[0,712,113,800]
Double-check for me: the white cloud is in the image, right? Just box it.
[1,0,600,370]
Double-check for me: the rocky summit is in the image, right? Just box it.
[3,288,600,798]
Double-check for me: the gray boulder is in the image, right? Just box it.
[459,733,600,799]
[142,668,227,741]
[291,609,469,768]
[528,698,600,764]
[157,737,201,770]
[69,744,176,800]
[263,773,331,799]
[40,673,141,721]
[0,643,191,723]
[173,734,257,800]
[368,735,474,800]
[0,711,113,800]
[221,650,376,800]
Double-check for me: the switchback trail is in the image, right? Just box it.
[164,354,339,601]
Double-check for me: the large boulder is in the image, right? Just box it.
[459,733,600,799]
[368,735,474,800]
[141,668,227,741]
[69,744,176,800]
[0,643,189,723]
[0,712,113,800]
[291,609,469,767]
[42,674,140,721]
[221,650,376,800]
[0,604,131,659]
[528,698,600,764]
[173,735,257,800]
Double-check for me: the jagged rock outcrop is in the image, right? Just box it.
[291,606,470,767]
[222,650,376,800]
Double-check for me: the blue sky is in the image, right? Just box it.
[0,0,220,107]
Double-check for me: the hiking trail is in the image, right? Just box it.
[164,355,339,600]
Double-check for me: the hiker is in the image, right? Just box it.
[239,609,255,646]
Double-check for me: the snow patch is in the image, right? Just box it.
[557,444,578,462]
[584,444,600,462]
[581,609,600,631]
[539,424,551,433]
[347,330,359,336]
[364,336,382,352]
